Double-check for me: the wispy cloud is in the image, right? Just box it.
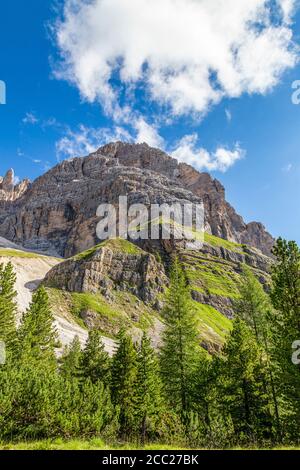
[55,124,132,161]
[225,109,232,123]
[172,134,245,172]
[22,112,38,125]
[282,162,293,172]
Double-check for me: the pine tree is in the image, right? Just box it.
[218,318,272,443]
[111,329,138,439]
[270,238,300,434]
[0,262,18,354]
[135,333,163,443]
[234,266,280,438]
[18,286,58,365]
[81,329,111,385]
[191,352,216,439]
[235,266,271,342]
[160,257,199,419]
[60,336,83,379]
[78,379,116,438]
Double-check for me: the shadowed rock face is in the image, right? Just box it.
[0,142,274,257]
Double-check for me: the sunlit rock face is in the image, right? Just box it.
[0,142,274,257]
[0,169,30,202]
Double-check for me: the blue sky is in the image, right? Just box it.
[1,0,300,243]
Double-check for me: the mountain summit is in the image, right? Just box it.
[0,142,274,257]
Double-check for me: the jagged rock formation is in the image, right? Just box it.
[0,169,30,202]
[0,142,274,257]
[44,239,167,307]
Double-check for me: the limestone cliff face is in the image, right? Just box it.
[0,142,274,256]
[97,143,274,254]
[0,169,30,202]
[44,240,168,308]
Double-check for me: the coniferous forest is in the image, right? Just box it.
[0,237,300,449]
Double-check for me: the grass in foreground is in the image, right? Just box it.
[0,439,189,450]
[1,439,299,450]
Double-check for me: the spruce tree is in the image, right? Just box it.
[218,318,272,442]
[235,266,280,438]
[135,333,163,443]
[81,329,111,385]
[111,329,138,439]
[191,352,216,439]
[160,257,199,419]
[18,286,58,365]
[234,266,270,342]
[60,336,83,379]
[270,238,300,434]
[0,262,18,354]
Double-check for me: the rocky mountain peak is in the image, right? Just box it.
[94,141,225,198]
[0,142,274,257]
[0,169,30,202]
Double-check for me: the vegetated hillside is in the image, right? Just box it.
[0,233,272,352]
[0,238,115,354]
[0,142,274,352]
[43,235,272,352]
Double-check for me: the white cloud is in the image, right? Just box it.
[55,124,132,161]
[55,116,166,160]
[280,0,298,22]
[56,124,242,173]
[22,112,38,125]
[172,134,244,172]
[134,118,164,148]
[54,0,298,121]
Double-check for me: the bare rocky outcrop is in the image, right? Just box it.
[0,169,30,202]
[44,241,168,308]
[0,142,274,257]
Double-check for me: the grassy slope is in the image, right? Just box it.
[0,248,59,260]
[47,287,158,339]
[50,235,251,348]
[194,302,232,345]
[183,252,241,299]
[47,236,236,347]
[204,233,244,253]
[73,238,144,261]
[0,235,258,348]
